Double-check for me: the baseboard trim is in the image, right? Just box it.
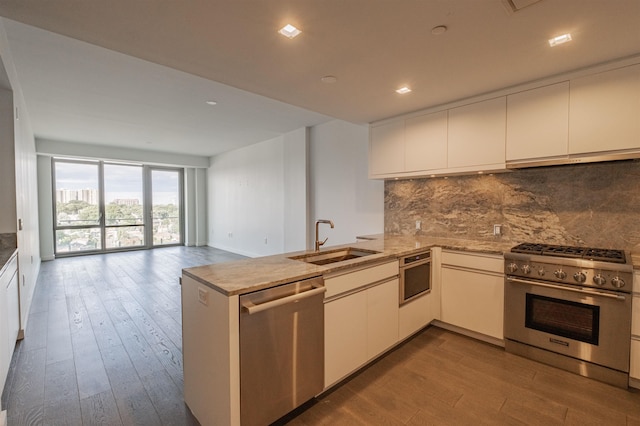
[432,320,505,347]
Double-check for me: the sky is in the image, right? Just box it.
[54,161,180,205]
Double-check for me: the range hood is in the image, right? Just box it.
[506,149,640,169]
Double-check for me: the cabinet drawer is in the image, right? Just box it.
[631,338,640,380]
[324,260,398,299]
[441,250,503,273]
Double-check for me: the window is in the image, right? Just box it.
[53,158,183,256]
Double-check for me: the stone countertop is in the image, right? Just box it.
[0,248,18,276]
[183,235,513,296]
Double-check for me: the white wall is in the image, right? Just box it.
[283,127,309,252]
[184,167,208,247]
[208,136,286,257]
[309,120,384,247]
[36,155,54,260]
[208,119,384,257]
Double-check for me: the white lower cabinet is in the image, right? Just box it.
[631,339,640,381]
[440,250,504,340]
[367,278,400,358]
[398,292,431,340]
[0,253,19,396]
[324,290,368,387]
[324,261,399,388]
[631,289,640,384]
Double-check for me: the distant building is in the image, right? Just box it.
[111,199,140,206]
[56,188,98,204]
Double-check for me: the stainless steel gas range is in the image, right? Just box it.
[504,243,633,388]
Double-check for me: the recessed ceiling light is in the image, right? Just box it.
[321,75,337,84]
[396,86,412,94]
[431,25,447,36]
[548,33,572,47]
[278,24,301,39]
[205,100,217,106]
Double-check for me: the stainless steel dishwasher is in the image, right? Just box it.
[239,275,325,426]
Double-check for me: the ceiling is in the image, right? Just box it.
[0,0,639,158]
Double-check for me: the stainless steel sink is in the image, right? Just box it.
[289,247,380,266]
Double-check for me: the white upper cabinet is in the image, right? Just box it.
[369,58,640,179]
[404,110,448,172]
[447,97,506,170]
[506,82,569,162]
[369,120,405,176]
[569,64,640,155]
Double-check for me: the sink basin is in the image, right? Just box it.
[289,247,380,266]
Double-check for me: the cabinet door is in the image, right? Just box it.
[633,295,640,337]
[324,291,368,387]
[632,339,640,380]
[569,64,640,155]
[367,278,399,358]
[398,292,430,340]
[404,111,448,172]
[506,82,569,161]
[369,121,405,176]
[7,271,19,353]
[448,97,506,169]
[441,266,504,339]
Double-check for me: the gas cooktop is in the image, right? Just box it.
[510,243,626,264]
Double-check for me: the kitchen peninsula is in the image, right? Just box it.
[181,235,513,426]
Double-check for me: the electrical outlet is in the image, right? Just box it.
[264,237,268,244]
[416,220,422,230]
[493,224,502,236]
[198,288,209,306]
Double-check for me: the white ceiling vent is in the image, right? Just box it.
[502,0,543,14]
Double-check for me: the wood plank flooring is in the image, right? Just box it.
[2,246,640,425]
[1,246,245,425]
[287,327,640,426]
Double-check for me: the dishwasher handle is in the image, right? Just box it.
[241,283,326,315]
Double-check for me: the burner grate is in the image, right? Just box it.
[510,243,626,264]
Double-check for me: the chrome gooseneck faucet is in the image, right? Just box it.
[314,219,334,251]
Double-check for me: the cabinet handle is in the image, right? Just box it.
[324,275,399,303]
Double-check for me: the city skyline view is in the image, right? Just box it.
[55,161,181,205]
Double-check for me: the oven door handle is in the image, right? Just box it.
[506,276,627,301]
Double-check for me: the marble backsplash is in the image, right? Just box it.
[384,160,640,252]
[0,232,17,249]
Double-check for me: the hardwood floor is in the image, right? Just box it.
[287,327,640,426]
[2,246,640,425]
[1,246,245,425]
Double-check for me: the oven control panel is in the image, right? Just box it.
[504,253,633,293]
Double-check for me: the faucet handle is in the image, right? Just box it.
[319,237,328,247]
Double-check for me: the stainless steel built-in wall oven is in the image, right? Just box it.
[504,243,633,388]
[399,250,431,305]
